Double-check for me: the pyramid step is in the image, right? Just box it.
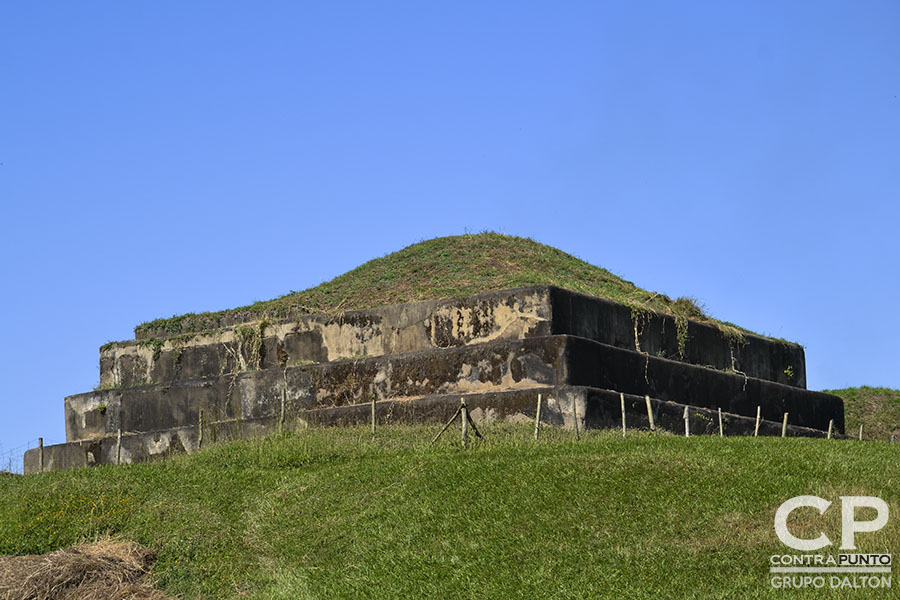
[100,287,805,389]
[31,386,846,474]
[306,387,845,439]
[67,335,839,443]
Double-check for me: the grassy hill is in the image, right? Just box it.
[135,233,745,338]
[826,386,900,442]
[2,425,898,599]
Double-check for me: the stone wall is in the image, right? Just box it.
[70,335,840,443]
[100,287,805,389]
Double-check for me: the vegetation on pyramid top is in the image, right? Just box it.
[134,232,750,339]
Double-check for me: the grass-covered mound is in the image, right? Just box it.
[1,425,897,599]
[825,386,900,441]
[136,233,737,338]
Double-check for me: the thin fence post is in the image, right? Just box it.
[620,392,626,437]
[718,407,724,437]
[280,389,286,435]
[198,409,204,449]
[645,395,655,434]
[38,438,44,473]
[859,424,863,441]
[461,399,469,449]
[116,429,122,466]
[371,394,377,442]
[753,406,761,437]
[464,405,483,440]
[683,406,690,438]
[431,406,462,445]
[534,393,542,441]
[572,396,580,441]
[781,412,788,438]
[827,419,833,440]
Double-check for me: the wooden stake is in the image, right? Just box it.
[753,406,761,437]
[620,392,626,437]
[781,412,788,438]
[431,407,462,445]
[827,419,833,440]
[572,396,580,440]
[645,395,655,434]
[38,438,43,472]
[534,393,543,440]
[461,399,469,449]
[279,389,286,435]
[371,394,377,442]
[198,409,204,449]
[683,406,690,438]
[718,407,724,437]
[464,408,483,439]
[116,429,122,465]
[859,424,863,441]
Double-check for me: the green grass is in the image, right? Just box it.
[2,425,898,598]
[135,232,746,339]
[825,386,900,442]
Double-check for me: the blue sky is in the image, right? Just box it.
[1,1,898,463]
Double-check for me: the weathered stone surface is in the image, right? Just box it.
[72,335,567,442]
[101,288,553,388]
[27,417,275,473]
[27,386,846,474]
[561,336,839,432]
[101,287,805,389]
[549,288,806,387]
[70,335,840,443]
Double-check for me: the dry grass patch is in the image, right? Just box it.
[0,540,171,600]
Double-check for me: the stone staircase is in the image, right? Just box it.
[25,286,844,473]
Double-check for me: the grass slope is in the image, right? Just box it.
[135,233,740,338]
[2,426,897,599]
[825,386,900,442]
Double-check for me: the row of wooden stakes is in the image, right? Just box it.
[418,392,862,448]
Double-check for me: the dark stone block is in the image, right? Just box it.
[69,334,841,443]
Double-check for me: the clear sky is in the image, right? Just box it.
[1,1,898,466]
